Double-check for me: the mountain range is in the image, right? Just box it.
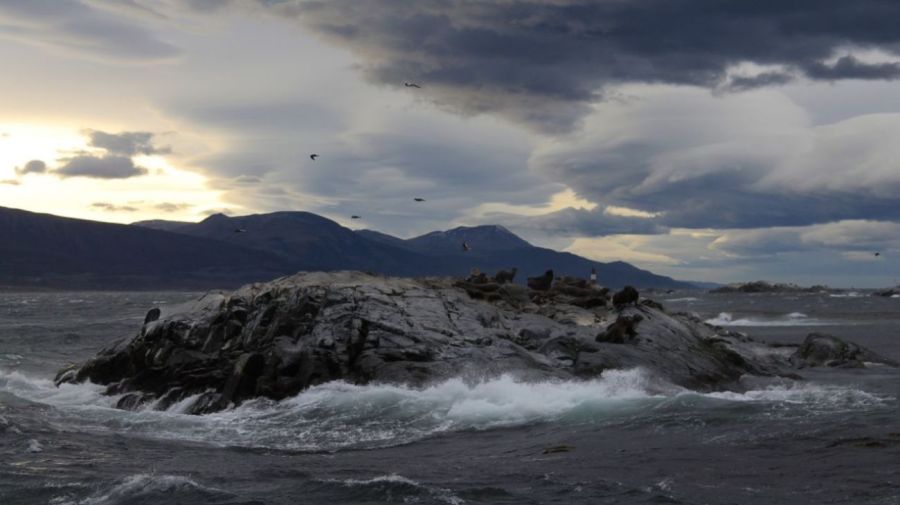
[0,206,694,289]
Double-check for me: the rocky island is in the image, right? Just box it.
[710,281,834,294]
[56,272,895,414]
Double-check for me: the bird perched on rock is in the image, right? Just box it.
[527,270,554,291]
[310,154,319,161]
[494,268,517,284]
[612,286,639,309]
[404,82,421,88]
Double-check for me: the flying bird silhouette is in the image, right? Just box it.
[310,154,319,161]
[404,82,421,88]
[234,228,247,234]
[875,252,881,257]
[414,198,425,202]
[351,215,361,219]
[462,241,471,252]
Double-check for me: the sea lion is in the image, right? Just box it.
[596,314,643,344]
[527,269,554,291]
[612,285,639,308]
[494,267,517,284]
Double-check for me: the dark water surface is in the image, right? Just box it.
[1,290,899,504]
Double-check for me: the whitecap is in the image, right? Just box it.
[705,312,833,327]
[325,474,465,505]
[26,438,43,453]
[54,474,227,505]
[2,365,890,453]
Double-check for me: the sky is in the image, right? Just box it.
[2,0,900,287]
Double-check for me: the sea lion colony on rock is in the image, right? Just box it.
[55,271,897,415]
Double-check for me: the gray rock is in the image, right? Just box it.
[57,271,810,413]
[789,333,899,368]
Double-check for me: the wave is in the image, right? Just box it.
[704,311,834,327]
[664,297,700,302]
[51,474,233,505]
[1,367,890,453]
[701,381,888,411]
[829,292,863,298]
[315,474,464,505]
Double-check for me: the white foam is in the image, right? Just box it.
[705,312,833,327]
[2,366,890,452]
[0,369,112,409]
[829,292,863,298]
[26,438,43,453]
[700,381,888,410]
[664,297,700,302]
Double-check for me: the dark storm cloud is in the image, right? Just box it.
[55,155,148,179]
[721,72,795,92]
[0,0,181,62]
[242,0,900,131]
[90,202,140,212]
[803,56,900,80]
[85,130,171,156]
[15,159,47,176]
[528,87,900,232]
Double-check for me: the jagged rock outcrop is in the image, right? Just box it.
[789,333,900,368]
[57,271,795,414]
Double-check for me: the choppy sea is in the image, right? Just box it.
[1,289,899,504]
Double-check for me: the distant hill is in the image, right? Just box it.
[0,206,694,289]
[0,207,290,289]
[131,219,191,232]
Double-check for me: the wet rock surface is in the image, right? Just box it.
[789,333,900,368]
[58,272,817,414]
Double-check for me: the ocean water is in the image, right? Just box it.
[1,290,899,504]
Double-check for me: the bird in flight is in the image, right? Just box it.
[351,215,361,219]
[310,154,319,161]
[404,82,421,88]
[234,228,247,234]
[875,252,881,257]
[414,197,425,202]
[462,241,471,252]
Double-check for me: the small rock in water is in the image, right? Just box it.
[543,444,574,454]
[789,333,900,369]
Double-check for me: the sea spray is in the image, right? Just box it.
[1,367,890,453]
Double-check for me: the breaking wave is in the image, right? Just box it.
[315,474,464,505]
[0,367,890,453]
[705,312,834,327]
[50,474,233,505]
